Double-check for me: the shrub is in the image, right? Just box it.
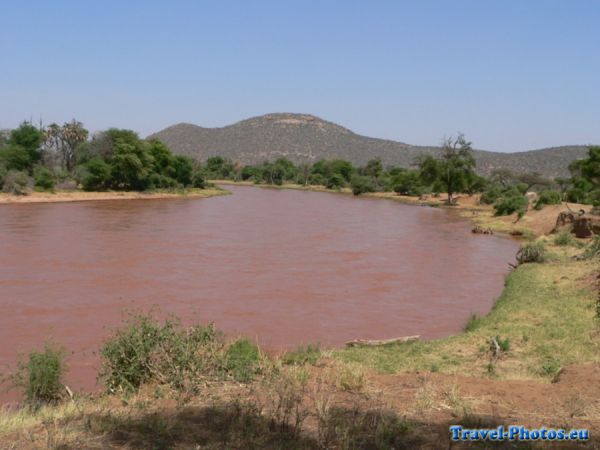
[554,231,576,247]
[350,175,375,196]
[192,171,206,188]
[14,344,66,406]
[309,173,327,186]
[82,158,111,191]
[479,186,502,205]
[99,314,223,393]
[326,173,345,190]
[282,344,321,366]
[515,241,546,265]
[494,194,528,217]
[33,166,55,191]
[463,313,481,332]
[223,339,261,382]
[534,190,561,210]
[2,170,30,195]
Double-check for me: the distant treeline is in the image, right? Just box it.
[1,121,600,217]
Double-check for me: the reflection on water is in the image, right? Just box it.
[0,185,518,399]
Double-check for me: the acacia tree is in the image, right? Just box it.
[420,134,476,204]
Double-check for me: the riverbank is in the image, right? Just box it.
[0,187,229,205]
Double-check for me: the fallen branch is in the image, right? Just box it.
[345,335,420,347]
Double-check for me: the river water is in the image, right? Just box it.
[0,185,518,399]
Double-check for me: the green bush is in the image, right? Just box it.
[350,175,375,196]
[553,231,577,247]
[2,170,30,195]
[82,158,111,191]
[516,241,546,265]
[192,171,206,188]
[99,314,223,393]
[33,166,55,191]
[479,186,502,205]
[494,194,528,217]
[463,313,481,332]
[534,190,561,210]
[326,173,345,190]
[14,344,66,406]
[309,173,327,186]
[282,344,321,366]
[223,339,261,382]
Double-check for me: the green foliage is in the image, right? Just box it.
[33,166,55,191]
[99,314,223,393]
[282,344,321,366]
[82,158,112,191]
[192,170,206,188]
[463,313,481,332]
[326,173,345,189]
[534,189,561,210]
[0,145,33,171]
[392,169,424,196]
[14,344,66,406]
[480,185,502,205]
[76,132,195,192]
[110,139,153,190]
[223,339,261,382]
[8,122,44,165]
[350,174,375,195]
[553,231,577,247]
[420,134,476,203]
[204,156,235,179]
[2,170,30,195]
[516,241,546,265]
[494,192,528,217]
[564,146,600,205]
[173,155,194,186]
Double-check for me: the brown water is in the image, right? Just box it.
[0,185,518,399]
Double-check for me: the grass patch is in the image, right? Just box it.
[282,344,321,366]
[223,338,262,382]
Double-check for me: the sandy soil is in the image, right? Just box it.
[0,188,228,205]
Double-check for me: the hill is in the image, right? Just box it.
[149,113,590,178]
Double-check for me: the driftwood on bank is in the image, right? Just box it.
[345,335,420,347]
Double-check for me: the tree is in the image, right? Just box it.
[110,139,152,190]
[421,134,476,204]
[350,174,375,196]
[44,121,89,171]
[0,123,44,172]
[516,172,552,192]
[82,158,112,191]
[363,159,383,188]
[392,169,424,196]
[8,122,44,165]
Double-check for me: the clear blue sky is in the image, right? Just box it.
[1,1,598,152]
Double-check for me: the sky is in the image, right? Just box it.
[1,1,599,152]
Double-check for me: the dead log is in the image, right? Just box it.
[345,335,420,347]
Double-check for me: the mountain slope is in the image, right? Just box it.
[148,113,590,178]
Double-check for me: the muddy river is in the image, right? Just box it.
[0,185,518,399]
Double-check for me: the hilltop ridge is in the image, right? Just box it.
[149,113,590,177]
